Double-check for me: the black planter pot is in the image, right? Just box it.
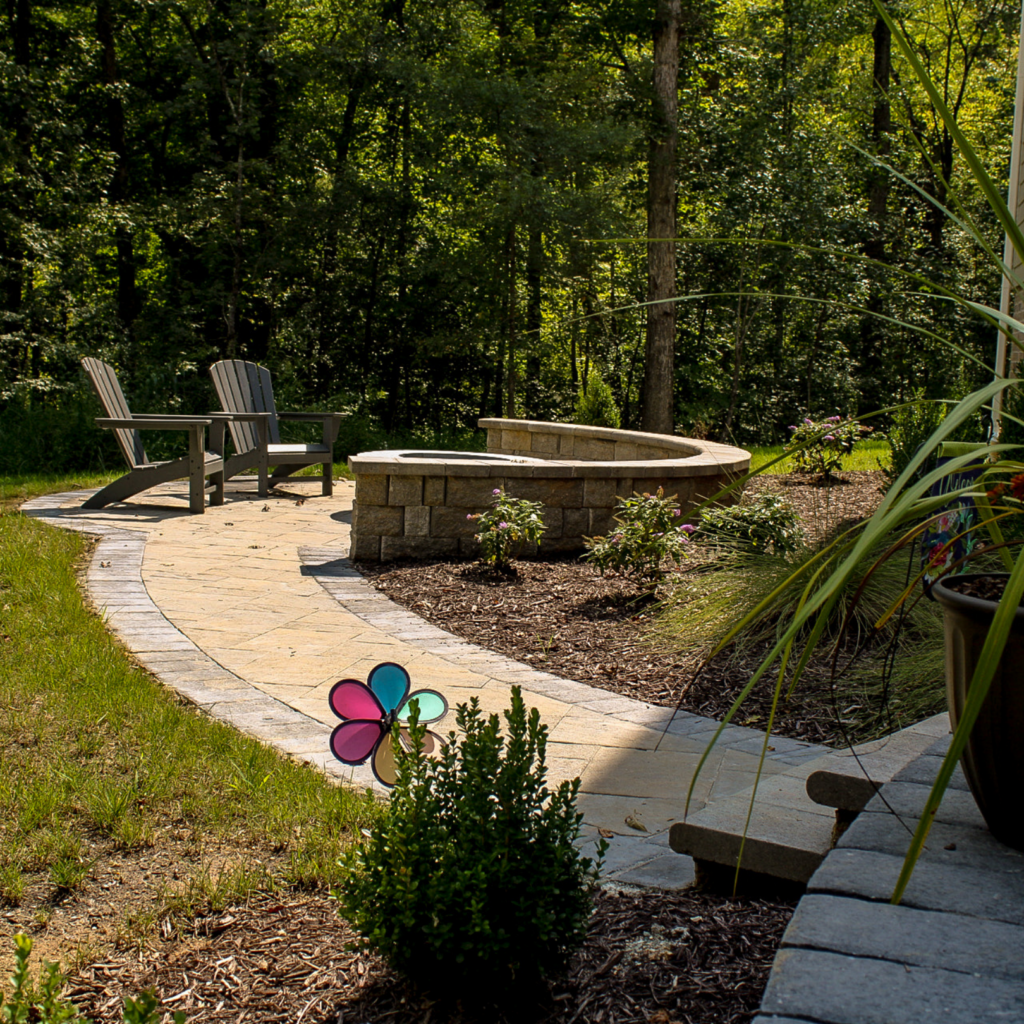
[932,573,1024,851]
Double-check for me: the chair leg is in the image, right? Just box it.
[256,418,268,497]
[210,470,225,506]
[322,459,333,497]
[188,425,206,514]
[210,421,225,506]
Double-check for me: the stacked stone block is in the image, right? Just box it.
[348,420,750,562]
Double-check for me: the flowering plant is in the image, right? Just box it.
[468,489,546,570]
[784,414,871,477]
[583,487,694,583]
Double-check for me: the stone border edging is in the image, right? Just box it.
[21,491,379,793]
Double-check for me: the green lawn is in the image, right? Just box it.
[748,439,890,475]
[0,488,379,927]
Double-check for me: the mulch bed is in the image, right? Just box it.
[68,888,795,1024]
[358,472,891,747]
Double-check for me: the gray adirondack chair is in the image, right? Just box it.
[82,357,226,513]
[209,360,342,496]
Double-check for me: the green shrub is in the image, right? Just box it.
[574,373,621,428]
[468,488,546,569]
[334,688,603,997]
[584,487,693,582]
[785,414,871,477]
[699,492,804,555]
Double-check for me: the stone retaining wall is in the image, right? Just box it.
[348,419,750,562]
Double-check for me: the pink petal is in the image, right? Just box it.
[330,720,384,764]
[329,679,385,721]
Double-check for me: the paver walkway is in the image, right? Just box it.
[23,479,939,888]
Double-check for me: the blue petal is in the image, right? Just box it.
[368,662,411,714]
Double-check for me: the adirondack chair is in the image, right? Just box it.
[82,357,227,514]
[209,360,343,496]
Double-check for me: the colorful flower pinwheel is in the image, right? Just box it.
[327,662,449,787]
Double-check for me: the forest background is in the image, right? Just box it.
[0,0,1019,474]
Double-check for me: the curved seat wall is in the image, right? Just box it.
[347,418,750,562]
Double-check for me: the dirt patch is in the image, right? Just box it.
[65,887,794,1023]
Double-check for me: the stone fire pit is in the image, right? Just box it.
[347,418,750,562]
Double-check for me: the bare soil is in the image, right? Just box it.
[359,472,890,747]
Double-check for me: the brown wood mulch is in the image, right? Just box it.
[67,888,794,1024]
[358,473,890,748]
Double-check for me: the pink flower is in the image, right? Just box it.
[466,513,473,520]
[823,434,834,441]
[804,418,813,425]
[492,488,500,495]
[788,425,797,431]
[498,521,509,529]
[680,523,696,534]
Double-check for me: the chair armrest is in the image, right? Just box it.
[96,417,212,430]
[277,411,344,445]
[205,411,273,421]
[276,412,344,421]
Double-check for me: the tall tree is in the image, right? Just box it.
[641,0,679,435]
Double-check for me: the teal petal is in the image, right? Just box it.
[397,689,448,724]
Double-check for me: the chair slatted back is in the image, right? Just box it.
[82,357,147,468]
[210,360,281,449]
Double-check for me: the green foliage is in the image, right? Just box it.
[699,493,804,555]
[574,373,621,428]
[785,416,871,477]
[584,488,693,582]
[469,489,546,570]
[334,688,603,996]
[0,0,1014,458]
[0,934,184,1024]
[1,933,80,1024]
[883,393,945,489]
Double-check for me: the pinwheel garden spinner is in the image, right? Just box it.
[328,662,449,786]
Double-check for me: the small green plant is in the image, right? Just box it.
[0,934,185,1023]
[0,862,24,905]
[574,372,621,428]
[785,415,872,477]
[334,688,604,997]
[468,489,546,570]
[699,493,804,555]
[583,487,694,582]
[48,854,91,893]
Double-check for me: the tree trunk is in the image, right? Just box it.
[4,0,32,374]
[525,222,543,415]
[505,226,517,417]
[867,14,891,236]
[859,10,891,414]
[641,0,679,436]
